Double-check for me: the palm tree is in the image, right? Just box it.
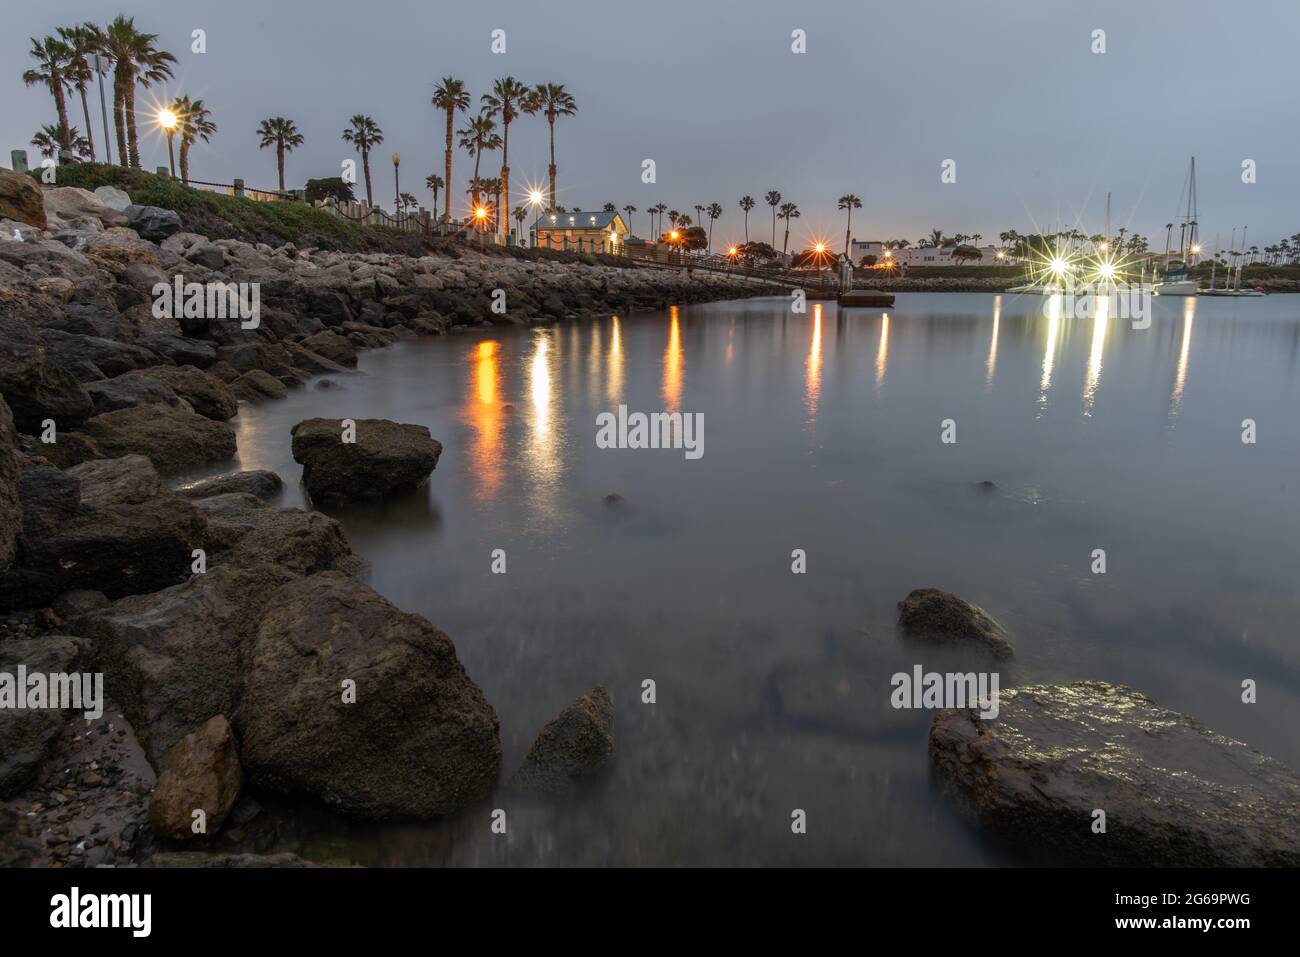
[668,210,681,230]
[425,173,444,216]
[457,114,501,209]
[706,203,722,252]
[173,96,215,185]
[57,24,104,161]
[603,202,616,212]
[837,194,862,255]
[765,191,782,246]
[694,205,705,230]
[398,192,418,212]
[778,202,800,256]
[103,16,176,168]
[258,117,303,192]
[739,195,756,242]
[481,76,530,237]
[32,124,91,160]
[651,203,667,237]
[678,214,692,228]
[928,228,945,248]
[431,77,471,223]
[342,115,383,206]
[623,205,637,235]
[23,36,73,152]
[530,83,577,211]
[514,204,528,242]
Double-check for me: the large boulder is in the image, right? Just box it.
[136,365,237,420]
[240,572,500,819]
[0,312,93,432]
[928,681,1300,867]
[124,204,181,242]
[897,588,1013,658]
[84,370,187,415]
[93,185,131,211]
[0,169,46,229]
[193,492,355,575]
[229,369,287,401]
[148,715,243,840]
[0,456,206,609]
[0,636,86,797]
[299,330,357,368]
[0,395,19,573]
[39,329,161,380]
[76,562,295,767]
[79,403,236,474]
[509,687,615,796]
[290,417,442,503]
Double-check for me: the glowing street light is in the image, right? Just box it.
[391,153,401,222]
[157,108,178,177]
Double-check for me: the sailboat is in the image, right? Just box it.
[1154,157,1199,296]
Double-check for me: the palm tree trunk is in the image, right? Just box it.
[78,85,95,161]
[547,116,557,211]
[362,151,373,206]
[179,140,190,184]
[112,72,128,167]
[52,75,72,150]
[771,208,777,247]
[125,81,140,167]
[277,142,285,190]
[743,210,749,243]
[443,108,453,223]
[499,118,509,238]
[844,209,852,256]
[783,223,790,256]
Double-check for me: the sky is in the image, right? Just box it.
[5,0,1298,253]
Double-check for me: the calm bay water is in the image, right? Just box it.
[211,292,1300,866]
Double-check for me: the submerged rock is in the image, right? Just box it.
[928,681,1300,867]
[510,687,615,796]
[290,417,441,503]
[897,588,1013,658]
[240,571,500,819]
[148,715,243,841]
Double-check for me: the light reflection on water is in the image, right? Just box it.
[218,292,1300,866]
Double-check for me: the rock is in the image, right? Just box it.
[144,851,321,868]
[80,403,237,474]
[137,365,236,420]
[194,493,355,576]
[84,370,186,415]
[240,572,500,819]
[175,469,282,501]
[124,204,181,242]
[76,562,295,767]
[93,186,132,211]
[299,330,358,368]
[0,456,206,609]
[509,687,615,796]
[0,313,93,432]
[603,492,626,508]
[929,681,1300,867]
[183,243,226,270]
[897,588,1013,658]
[290,417,442,503]
[0,169,46,229]
[51,589,109,619]
[23,431,99,470]
[137,335,216,369]
[229,369,288,401]
[39,329,160,380]
[0,395,19,573]
[148,715,243,840]
[0,636,85,797]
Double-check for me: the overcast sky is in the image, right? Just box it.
[6,0,1298,251]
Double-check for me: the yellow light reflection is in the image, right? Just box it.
[607,316,624,403]
[663,306,683,412]
[875,313,890,388]
[1039,293,1061,408]
[465,340,504,503]
[986,296,1001,388]
[523,330,563,519]
[531,335,551,433]
[805,303,823,424]
[1170,297,1196,420]
[1082,294,1108,415]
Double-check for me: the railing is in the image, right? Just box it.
[186,178,295,202]
[619,246,838,290]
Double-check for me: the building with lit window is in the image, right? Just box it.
[532,210,629,254]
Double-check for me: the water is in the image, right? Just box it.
[208,292,1300,866]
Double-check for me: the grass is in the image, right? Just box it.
[35,163,425,253]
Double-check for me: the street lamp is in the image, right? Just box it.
[474,204,488,252]
[157,108,178,177]
[528,189,545,246]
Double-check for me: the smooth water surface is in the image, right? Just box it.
[210,292,1300,866]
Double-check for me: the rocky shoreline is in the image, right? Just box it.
[2,173,1297,867]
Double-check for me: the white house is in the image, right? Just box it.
[850,240,1013,268]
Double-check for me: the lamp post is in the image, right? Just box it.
[528,190,545,248]
[157,108,178,177]
[474,204,488,252]
[391,153,401,226]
